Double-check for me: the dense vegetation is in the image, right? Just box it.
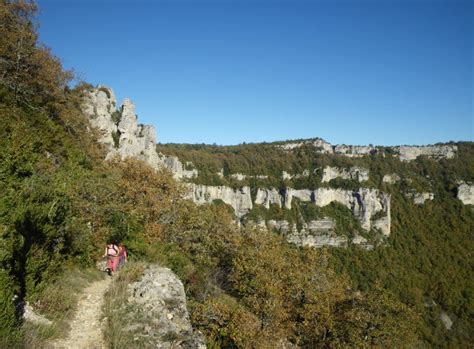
[0,1,471,347]
[157,140,474,347]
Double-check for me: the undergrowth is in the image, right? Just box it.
[1,267,104,349]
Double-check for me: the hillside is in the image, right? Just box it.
[0,1,472,348]
[155,139,474,346]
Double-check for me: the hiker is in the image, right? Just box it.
[118,242,127,269]
[103,241,119,275]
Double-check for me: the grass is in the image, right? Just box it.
[102,261,147,349]
[19,266,104,349]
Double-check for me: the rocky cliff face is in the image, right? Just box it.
[396,145,457,161]
[82,86,198,179]
[184,183,253,218]
[322,166,369,182]
[186,184,391,236]
[278,139,457,161]
[125,265,206,348]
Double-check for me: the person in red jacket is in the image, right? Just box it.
[118,242,128,269]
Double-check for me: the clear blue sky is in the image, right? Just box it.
[37,0,473,146]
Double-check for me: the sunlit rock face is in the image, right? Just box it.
[396,145,457,161]
[82,86,198,179]
[82,86,118,145]
[405,191,435,205]
[186,184,391,236]
[383,173,401,184]
[255,188,283,209]
[278,138,457,161]
[252,218,373,249]
[282,218,348,248]
[184,183,253,218]
[457,182,474,205]
[321,166,369,182]
[126,265,207,348]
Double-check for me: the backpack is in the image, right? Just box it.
[107,244,119,256]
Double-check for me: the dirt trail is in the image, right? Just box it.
[51,277,111,349]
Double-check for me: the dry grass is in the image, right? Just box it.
[102,262,147,349]
[19,267,104,349]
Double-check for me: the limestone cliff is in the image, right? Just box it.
[396,145,457,161]
[184,183,253,218]
[278,138,457,161]
[187,185,391,236]
[82,86,197,179]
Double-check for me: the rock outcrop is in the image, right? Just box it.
[333,144,376,157]
[440,312,453,331]
[22,301,52,326]
[82,86,198,179]
[281,170,311,180]
[255,188,282,209]
[188,185,391,236]
[278,218,348,248]
[285,187,391,235]
[397,145,457,161]
[229,173,268,181]
[457,182,474,205]
[185,184,253,218]
[278,139,457,161]
[257,218,373,249]
[279,139,377,157]
[126,265,206,348]
[405,192,434,205]
[160,156,198,179]
[322,166,369,182]
[82,86,118,145]
[383,173,401,184]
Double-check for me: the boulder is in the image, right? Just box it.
[126,265,206,348]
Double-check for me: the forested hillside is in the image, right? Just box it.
[0,1,472,348]
[157,140,474,346]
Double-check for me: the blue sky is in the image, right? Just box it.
[38,0,472,145]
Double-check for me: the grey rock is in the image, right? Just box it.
[23,301,52,326]
[185,184,253,218]
[382,173,401,184]
[321,166,369,182]
[278,138,457,161]
[187,185,391,235]
[457,182,474,205]
[333,144,376,157]
[159,155,198,180]
[126,265,206,348]
[397,145,457,161]
[83,87,198,179]
[405,191,434,205]
[82,86,117,145]
[255,188,283,209]
[440,312,453,330]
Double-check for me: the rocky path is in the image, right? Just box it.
[51,277,111,349]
